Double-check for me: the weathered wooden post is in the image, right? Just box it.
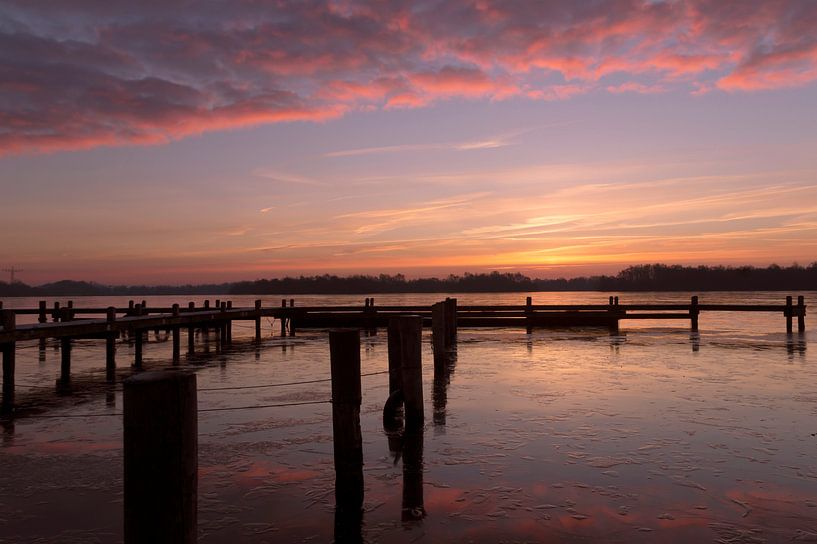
[106,307,117,380]
[786,296,793,333]
[329,329,364,537]
[52,301,61,322]
[797,295,806,332]
[401,429,426,522]
[289,299,296,337]
[445,297,457,346]
[124,371,197,544]
[1,310,15,414]
[254,300,262,341]
[690,296,699,332]
[609,296,614,305]
[203,300,210,310]
[219,302,229,347]
[431,302,446,372]
[66,300,74,321]
[186,302,195,354]
[133,303,144,369]
[60,336,71,385]
[280,299,287,336]
[387,318,403,396]
[614,296,619,306]
[172,304,181,363]
[38,300,47,350]
[398,316,424,430]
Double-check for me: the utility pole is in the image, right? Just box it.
[1,266,23,283]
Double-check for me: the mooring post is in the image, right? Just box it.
[614,296,619,306]
[445,297,457,346]
[52,301,61,322]
[797,295,806,332]
[289,299,296,337]
[172,304,181,363]
[401,429,426,522]
[431,302,446,372]
[254,300,262,341]
[133,305,143,369]
[387,318,403,396]
[690,296,699,332]
[609,296,614,305]
[60,336,71,385]
[329,329,364,528]
[67,300,74,320]
[1,310,16,414]
[786,296,793,333]
[124,371,197,544]
[280,299,287,337]
[398,315,424,430]
[106,307,117,380]
[38,300,47,350]
[187,302,195,354]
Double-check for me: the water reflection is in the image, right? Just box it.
[690,331,700,352]
[786,332,807,359]
[433,350,456,428]
[401,429,425,524]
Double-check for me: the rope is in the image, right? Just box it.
[198,369,389,392]
[199,399,332,412]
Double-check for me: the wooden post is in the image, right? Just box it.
[398,316,424,430]
[67,300,74,320]
[431,302,446,372]
[280,299,287,337]
[52,301,61,322]
[289,299,295,337]
[254,300,262,341]
[134,325,143,369]
[690,296,699,332]
[124,371,197,544]
[1,310,15,414]
[60,337,71,384]
[786,296,793,333]
[329,329,364,525]
[387,318,403,396]
[609,296,614,305]
[614,296,619,306]
[172,304,181,363]
[187,302,195,354]
[401,429,426,522]
[445,297,457,346]
[203,300,210,310]
[38,300,47,350]
[797,295,806,332]
[106,307,117,380]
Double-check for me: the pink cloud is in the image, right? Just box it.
[1,0,815,155]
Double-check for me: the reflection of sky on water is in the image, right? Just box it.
[0,291,815,542]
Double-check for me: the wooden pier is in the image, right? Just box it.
[0,295,807,414]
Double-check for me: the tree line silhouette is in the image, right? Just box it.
[1,263,815,297]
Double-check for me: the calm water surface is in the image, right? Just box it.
[0,291,815,543]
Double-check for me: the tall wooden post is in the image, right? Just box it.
[690,296,699,332]
[254,300,262,341]
[445,297,457,346]
[106,307,117,380]
[398,316,424,430]
[66,300,74,321]
[329,329,364,529]
[38,300,47,350]
[609,296,614,305]
[1,310,15,414]
[797,295,806,332]
[387,318,403,396]
[172,304,181,363]
[187,302,195,354]
[60,337,72,384]
[431,302,446,372]
[786,296,793,333]
[280,299,287,337]
[289,299,296,337]
[52,301,61,322]
[124,371,197,544]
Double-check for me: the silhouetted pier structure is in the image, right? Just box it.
[0,295,807,414]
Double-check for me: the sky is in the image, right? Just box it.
[1,0,817,285]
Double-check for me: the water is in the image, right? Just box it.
[0,291,815,543]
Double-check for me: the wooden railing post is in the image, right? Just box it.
[254,300,262,341]
[786,296,793,333]
[797,295,806,332]
[172,304,181,363]
[690,296,699,332]
[398,316,424,431]
[329,329,364,528]
[1,310,16,414]
[106,307,117,380]
[124,371,197,544]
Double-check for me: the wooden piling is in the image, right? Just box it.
[431,302,446,372]
[38,301,47,324]
[134,325,143,369]
[786,296,793,333]
[52,301,61,322]
[387,318,403,396]
[797,295,806,332]
[124,371,197,544]
[172,304,181,363]
[254,300,262,341]
[289,299,295,337]
[329,329,364,520]
[60,337,71,384]
[1,310,15,414]
[690,296,699,332]
[445,297,457,346]
[397,316,424,430]
[280,299,287,336]
[187,302,195,354]
[106,307,117,379]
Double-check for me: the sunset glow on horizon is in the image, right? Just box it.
[2,0,817,285]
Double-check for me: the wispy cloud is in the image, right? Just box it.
[252,169,327,187]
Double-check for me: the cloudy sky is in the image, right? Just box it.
[1,0,816,284]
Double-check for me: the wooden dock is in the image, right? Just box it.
[0,295,807,414]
